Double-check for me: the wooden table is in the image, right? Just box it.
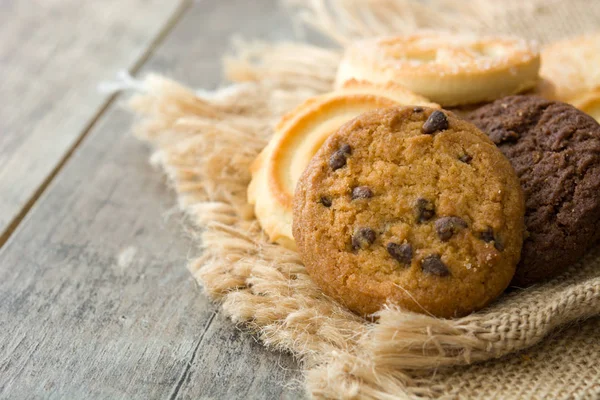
[0,1,305,398]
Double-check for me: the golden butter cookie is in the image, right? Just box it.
[570,89,600,121]
[538,33,600,121]
[336,33,540,107]
[248,80,438,250]
[293,106,525,318]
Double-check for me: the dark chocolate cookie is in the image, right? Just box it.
[293,106,525,318]
[468,95,600,286]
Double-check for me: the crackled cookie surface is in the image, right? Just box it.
[293,106,525,318]
[468,95,600,286]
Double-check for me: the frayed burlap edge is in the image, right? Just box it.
[127,1,600,398]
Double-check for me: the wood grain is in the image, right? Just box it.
[0,0,187,243]
[0,0,304,398]
[143,0,301,89]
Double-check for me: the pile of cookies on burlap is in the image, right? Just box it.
[249,32,600,318]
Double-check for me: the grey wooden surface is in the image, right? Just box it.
[0,0,185,244]
[0,1,305,399]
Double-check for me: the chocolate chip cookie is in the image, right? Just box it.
[468,95,600,286]
[293,106,525,318]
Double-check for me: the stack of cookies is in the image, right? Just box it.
[249,33,600,318]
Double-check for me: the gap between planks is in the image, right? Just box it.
[0,0,193,250]
[168,311,218,400]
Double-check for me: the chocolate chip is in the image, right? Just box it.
[421,255,450,276]
[352,186,373,200]
[415,198,435,223]
[352,228,376,250]
[386,242,413,265]
[339,143,352,155]
[478,227,504,251]
[494,239,505,252]
[459,153,473,164]
[319,196,332,207]
[329,151,347,170]
[413,106,424,113]
[478,227,495,243]
[422,110,449,135]
[329,144,352,170]
[435,216,468,241]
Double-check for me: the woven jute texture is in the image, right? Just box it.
[129,1,600,398]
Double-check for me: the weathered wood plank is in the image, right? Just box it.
[173,313,302,400]
[0,105,302,399]
[0,107,213,399]
[0,0,187,243]
[0,0,305,398]
[144,0,301,89]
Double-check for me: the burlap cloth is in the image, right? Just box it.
[128,1,600,398]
